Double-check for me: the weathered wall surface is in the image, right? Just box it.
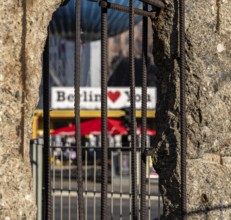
[0,1,61,219]
[0,0,230,219]
[152,0,231,219]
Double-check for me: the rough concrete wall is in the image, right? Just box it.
[152,0,231,219]
[0,1,61,219]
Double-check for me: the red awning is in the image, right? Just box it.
[51,124,76,136]
[51,118,128,136]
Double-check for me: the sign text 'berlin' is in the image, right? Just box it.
[51,87,156,110]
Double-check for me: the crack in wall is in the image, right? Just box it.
[216,0,221,33]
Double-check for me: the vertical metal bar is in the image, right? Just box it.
[141,2,148,219]
[33,144,39,212]
[61,152,63,220]
[85,150,88,220]
[111,150,114,219]
[129,0,138,219]
[52,149,55,220]
[129,150,132,220]
[137,151,141,219]
[38,144,43,220]
[179,0,187,218]
[101,0,108,219]
[94,149,96,220]
[75,0,84,219]
[43,31,51,220]
[147,157,151,220]
[77,194,79,220]
[20,0,27,158]
[32,142,38,218]
[68,153,71,220]
[119,150,123,220]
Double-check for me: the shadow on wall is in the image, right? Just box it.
[188,204,231,219]
[151,0,181,218]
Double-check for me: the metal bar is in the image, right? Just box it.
[61,152,63,220]
[129,0,138,218]
[140,2,148,219]
[100,0,108,219]
[43,31,51,220]
[35,143,38,214]
[52,149,56,220]
[94,149,96,220]
[19,0,27,158]
[111,151,114,219]
[38,144,43,220]
[100,1,156,18]
[119,150,123,220]
[147,157,151,220]
[50,146,153,151]
[140,0,165,9]
[68,154,71,220]
[52,188,159,197]
[129,150,132,220]
[138,178,141,219]
[75,0,84,219]
[179,0,187,218]
[85,150,88,220]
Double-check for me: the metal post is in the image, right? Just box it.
[129,0,138,219]
[20,0,27,158]
[38,143,43,220]
[179,0,187,218]
[43,31,51,220]
[100,0,108,219]
[140,2,148,219]
[75,0,84,219]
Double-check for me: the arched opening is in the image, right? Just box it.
[31,0,163,219]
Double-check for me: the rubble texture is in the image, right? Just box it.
[0,0,61,219]
[152,0,231,219]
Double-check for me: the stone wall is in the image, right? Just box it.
[0,1,61,219]
[0,0,230,219]
[152,0,231,219]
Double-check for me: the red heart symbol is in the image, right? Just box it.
[108,91,121,103]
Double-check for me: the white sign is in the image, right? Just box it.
[51,87,156,110]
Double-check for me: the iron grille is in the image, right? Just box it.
[40,0,187,219]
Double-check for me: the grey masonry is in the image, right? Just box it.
[152,0,231,219]
[0,0,230,219]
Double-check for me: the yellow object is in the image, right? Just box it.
[32,109,155,138]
